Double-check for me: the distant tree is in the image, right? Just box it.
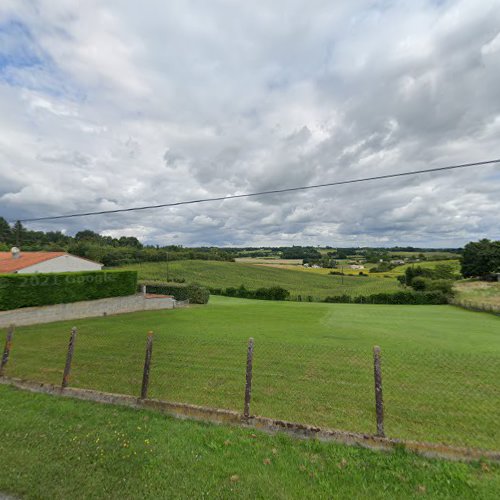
[432,264,458,280]
[461,239,500,278]
[0,217,12,244]
[281,246,321,260]
[118,236,143,248]
[74,230,101,242]
[12,221,25,246]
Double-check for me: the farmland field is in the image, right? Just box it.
[120,260,400,299]
[382,259,461,278]
[235,256,462,278]
[235,258,303,265]
[4,297,499,450]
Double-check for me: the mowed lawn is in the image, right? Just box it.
[120,260,400,299]
[4,297,499,450]
[2,386,499,499]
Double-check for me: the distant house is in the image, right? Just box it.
[0,248,103,274]
[349,264,365,270]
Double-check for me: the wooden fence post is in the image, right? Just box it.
[62,327,77,389]
[373,345,385,437]
[0,324,15,377]
[243,337,254,419]
[140,331,154,399]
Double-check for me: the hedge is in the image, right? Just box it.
[324,291,449,305]
[0,270,138,311]
[209,285,290,301]
[139,281,210,304]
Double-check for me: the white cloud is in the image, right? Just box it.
[0,0,499,247]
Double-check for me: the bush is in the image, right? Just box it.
[139,281,209,304]
[370,262,395,273]
[324,291,448,305]
[409,277,454,296]
[424,279,455,296]
[0,270,138,311]
[411,277,427,291]
[209,284,290,301]
[254,286,290,301]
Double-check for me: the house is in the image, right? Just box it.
[349,264,365,270]
[0,248,103,274]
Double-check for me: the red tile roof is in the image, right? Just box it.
[0,252,67,274]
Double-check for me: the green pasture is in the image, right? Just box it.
[3,297,499,450]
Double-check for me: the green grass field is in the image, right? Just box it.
[1,386,498,499]
[4,297,499,450]
[120,260,401,299]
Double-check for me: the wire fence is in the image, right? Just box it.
[1,323,499,452]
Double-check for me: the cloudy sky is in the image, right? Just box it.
[1,0,499,247]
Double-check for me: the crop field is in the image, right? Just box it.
[388,251,460,260]
[233,257,461,279]
[120,260,400,299]
[235,258,303,265]
[4,297,499,450]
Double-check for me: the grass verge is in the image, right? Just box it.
[0,385,498,499]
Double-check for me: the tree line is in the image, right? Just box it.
[0,218,234,266]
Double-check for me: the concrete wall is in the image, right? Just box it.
[0,294,177,327]
[18,254,103,274]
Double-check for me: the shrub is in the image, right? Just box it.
[411,277,428,291]
[408,277,454,296]
[139,281,210,304]
[370,262,395,273]
[324,291,448,305]
[424,279,455,296]
[254,286,290,301]
[210,284,290,301]
[0,270,138,311]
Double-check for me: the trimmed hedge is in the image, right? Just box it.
[324,291,449,305]
[140,282,210,304]
[0,270,138,311]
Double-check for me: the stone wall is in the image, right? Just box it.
[0,294,177,327]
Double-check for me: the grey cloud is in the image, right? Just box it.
[0,0,499,246]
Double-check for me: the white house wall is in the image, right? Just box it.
[18,255,103,274]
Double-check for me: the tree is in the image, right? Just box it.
[75,230,102,242]
[12,221,25,246]
[0,217,12,244]
[461,239,500,278]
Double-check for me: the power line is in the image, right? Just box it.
[13,158,500,223]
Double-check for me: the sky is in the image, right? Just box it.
[0,0,499,248]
